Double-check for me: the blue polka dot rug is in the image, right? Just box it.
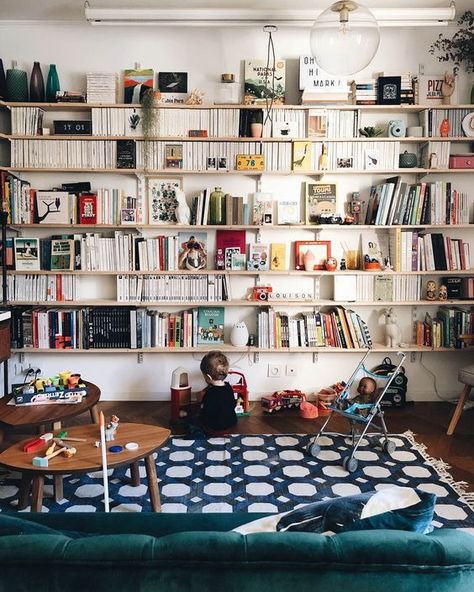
[0,431,473,532]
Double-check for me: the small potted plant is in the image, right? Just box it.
[250,109,264,138]
[429,11,474,102]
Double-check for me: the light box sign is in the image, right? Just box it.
[299,56,348,92]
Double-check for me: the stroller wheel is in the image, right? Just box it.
[307,442,321,457]
[382,439,396,454]
[343,456,358,473]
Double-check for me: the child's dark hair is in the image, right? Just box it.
[200,350,229,381]
[360,376,377,390]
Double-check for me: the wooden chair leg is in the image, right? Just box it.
[447,384,472,436]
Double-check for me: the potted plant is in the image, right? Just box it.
[250,109,264,138]
[429,11,474,102]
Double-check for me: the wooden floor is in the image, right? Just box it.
[3,400,474,492]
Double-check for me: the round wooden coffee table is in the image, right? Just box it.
[0,381,101,442]
[0,422,170,512]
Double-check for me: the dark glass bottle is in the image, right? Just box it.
[30,61,45,102]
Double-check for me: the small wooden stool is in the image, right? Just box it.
[447,364,474,436]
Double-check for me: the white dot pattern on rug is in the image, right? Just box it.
[0,434,471,530]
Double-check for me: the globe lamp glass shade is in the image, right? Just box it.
[310,1,380,75]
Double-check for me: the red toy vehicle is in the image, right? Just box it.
[228,370,249,415]
[261,390,306,413]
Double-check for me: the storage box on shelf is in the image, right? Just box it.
[0,101,472,358]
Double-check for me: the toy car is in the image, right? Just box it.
[261,390,306,413]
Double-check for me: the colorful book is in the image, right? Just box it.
[50,239,74,271]
[292,141,312,172]
[247,243,270,271]
[197,307,224,345]
[215,229,246,270]
[270,243,287,271]
[123,68,154,104]
[244,59,286,105]
[177,232,207,271]
[14,238,40,271]
[78,193,97,225]
[305,182,337,223]
[35,191,71,224]
[252,192,273,225]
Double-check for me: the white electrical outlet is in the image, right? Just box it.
[286,365,297,377]
[268,364,282,378]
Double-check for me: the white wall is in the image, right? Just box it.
[1,21,473,402]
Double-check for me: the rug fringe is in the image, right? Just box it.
[401,430,474,513]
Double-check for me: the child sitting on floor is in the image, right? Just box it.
[193,350,237,436]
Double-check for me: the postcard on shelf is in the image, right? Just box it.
[78,193,97,225]
[225,247,240,270]
[165,144,184,169]
[158,72,188,104]
[308,109,328,138]
[120,208,137,225]
[50,239,74,271]
[125,108,143,136]
[292,141,312,172]
[215,229,246,270]
[337,157,353,169]
[334,275,357,302]
[247,243,270,271]
[365,149,379,169]
[305,182,337,224]
[35,191,71,224]
[252,192,273,225]
[123,68,154,104]
[294,240,331,270]
[277,196,300,225]
[197,307,224,345]
[147,178,182,224]
[244,59,286,105]
[178,232,207,270]
[270,243,287,271]
[14,238,40,271]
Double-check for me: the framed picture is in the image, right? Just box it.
[14,238,40,271]
[218,157,228,170]
[207,157,217,171]
[294,240,331,270]
[147,177,182,224]
[336,157,353,169]
[121,208,137,225]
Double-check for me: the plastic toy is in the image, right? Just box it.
[105,415,120,441]
[32,446,68,467]
[228,370,249,415]
[261,390,306,413]
[23,432,53,453]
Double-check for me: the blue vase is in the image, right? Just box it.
[46,64,60,102]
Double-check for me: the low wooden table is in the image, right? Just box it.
[0,381,101,442]
[0,423,170,512]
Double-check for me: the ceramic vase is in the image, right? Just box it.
[209,186,225,225]
[439,118,450,138]
[30,61,45,102]
[0,59,6,100]
[46,64,60,102]
[175,188,191,225]
[250,123,263,139]
[230,322,249,347]
[6,62,28,102]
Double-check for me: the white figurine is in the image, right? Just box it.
[175,189,191,225]
[384,307,401,348]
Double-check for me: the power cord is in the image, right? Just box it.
[263,24,277,133]
[419,352,457,403]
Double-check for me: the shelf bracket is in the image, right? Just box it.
[137,352,144,364]
[312,352,319,364]
[253,352,260,364]
[17,352,25,364]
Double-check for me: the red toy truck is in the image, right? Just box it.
[261,390,306,413]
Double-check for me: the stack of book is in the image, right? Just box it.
[350,79,377,105]
[86,72,117,104]
[420,141,450,169]
[256,306,372,349]
[415,307,474,348]
[10,107,44,136]
[375,72,415,104]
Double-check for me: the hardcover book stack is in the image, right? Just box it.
[350,79,377,105]
[3,274,77,302]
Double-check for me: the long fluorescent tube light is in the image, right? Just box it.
[85,5,456,27]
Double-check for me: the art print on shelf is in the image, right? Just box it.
[337,157,353,169]
[197,307,224,345]
[225,247,240,271]
[247,243,270,271]
[158,72,188,104]
[273,121,299,138]
[244,59,286,105]
[252,192,273,225]
[305,182,337,224]
[123,68,154,104]
[14,238,40,271]
[147,178,182,225]
[365,149,379,169]
[308,109,328,138]
[277,197,300,225]
[35,191,71,224]
[178,232,207,271]
[231,253,246,271]
[165,144,183,169]
[292,141,312,172]
[377,76,401,105]
[294,240,331,270]
[207,157,217,171]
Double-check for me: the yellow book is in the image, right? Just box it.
[292,141,312,172]
[270,243,287,270]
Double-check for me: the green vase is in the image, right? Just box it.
[46,64,60,102]
[209,187,225,225]
[6,63,28,102]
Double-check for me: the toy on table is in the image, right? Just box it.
[261,390,306,413]
[32,446,69,467]
[23,432,53,453]
[105,415,120,441]
[13,370,87,406]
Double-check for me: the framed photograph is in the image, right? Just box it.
[207,157,217,171]
[178,232,207,270]
[337,157,353,169]
[218,157,228,171]
[158,72,188,94]
[121,208,137,225]
[305,182,337,224]
[147,177,182,225]
[294,240,331,270]
[14,238,40,271]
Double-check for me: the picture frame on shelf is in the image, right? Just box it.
[123,68,154,104]
[294,240,331,270]
[305,182,337,224]
[207,157,217,171]
[120,208,137,225]
[377,76,401,105]
[147,177,182,225]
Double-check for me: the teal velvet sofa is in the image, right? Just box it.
[1,513,474,591]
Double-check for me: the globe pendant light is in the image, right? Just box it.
[310,1,380,75]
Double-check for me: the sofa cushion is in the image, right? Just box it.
[234,487,435,535]
[0,514,88,539]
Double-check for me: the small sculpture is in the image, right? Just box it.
[426,280,437,301]
[441,71,456,105]
[429,152,438,169]
[438,284,448,300]
[105,415,120,441]
[186,89,205,105]
[340,258,346,271]
[175,188,191,224]
[384,307,401,348]
[318,143,328,170]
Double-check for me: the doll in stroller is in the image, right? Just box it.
[307,351,406,473]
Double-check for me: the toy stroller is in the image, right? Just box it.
[307,351,406,473]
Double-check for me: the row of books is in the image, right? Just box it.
[10,305,225,349]
[307,109,358,139]
[364,178,471,226]
[392,230,471,272]
[334,274,424,303]
[420,141,450,169]
[116,274,230,302]
[318,141,400,171]
[415,307,473,349]
[11,140,118,169]
[256,306,372,349]
[3,274,77,302]
[10,107,44,136]
[424,108,473,138]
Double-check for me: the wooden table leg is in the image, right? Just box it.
[90,404,99,424]
[31,475,45,512]
[144,454,161,512]
[18,474,32,510]
[130,461,140,486]
[0,428,4,445]
[54,475,64,502]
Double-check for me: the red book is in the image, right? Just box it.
[215,229,246,270]
[78,193,97,224]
